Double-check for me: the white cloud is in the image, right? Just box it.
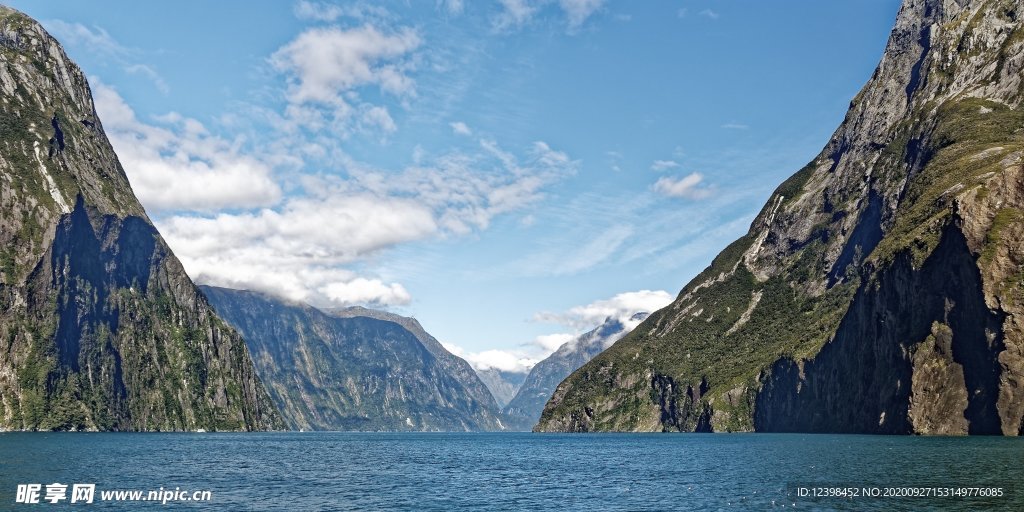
[699,9,720,19]
[441,343,538,374]
[445,289,671,373]
[722,122,749,130]
[93,82,282,212]
[294,1,344,21]
[293,1,390,22]
[494,0,606,33]
[560,0,605,31]
[157,138,576,307]
[494,0,539,30]
[653,172,712,199]
[677,8,688,18]
[360,105,397,134]
[535,289,673,331]
[439,0,465,15]
[270,25,421,106]
[449,121,472,136]
[650,159,680,171]
[320,278,411,306]
[534,333,575,353]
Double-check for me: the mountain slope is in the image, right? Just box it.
[0,7,283,431]
[475,368,527,408]
[201,286,510,431]
[538,0,1024,435]
[504,314,644,424]
[328,305,504,416]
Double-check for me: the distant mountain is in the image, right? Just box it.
[201,286,509,431]
[327,305,506,422]
[475,368,528,408]
[539,0,1024,434]
[504,314,646,425]
[0,7,282,431]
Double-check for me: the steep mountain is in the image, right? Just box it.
[538,0,1024,435]
[475,368,527,408]
[327,305,503,416]
[505,314,646,424]
[0,7,283,431]
[201,286,511,431]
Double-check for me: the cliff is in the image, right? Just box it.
[0,6,283,431]
[538,0,1024,435]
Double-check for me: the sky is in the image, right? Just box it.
[8,0,901,373]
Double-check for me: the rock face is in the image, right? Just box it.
[0,7,283,431]
[504,315,643,425]
[475,368,527,408]
[538,0,1024,435]
[201,286,512,431]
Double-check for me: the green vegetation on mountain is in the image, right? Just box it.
[202,286,514,431]
[0,6,282,431]
[538,0,1024,435]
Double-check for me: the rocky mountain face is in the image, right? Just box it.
[475,368,527,408]
[0,7,283,431]
[201,286,513,431]
[504,314,644,425]
[538,0,1024,435]
[327,305,505,419]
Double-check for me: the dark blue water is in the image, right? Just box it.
[0,432,1020,511]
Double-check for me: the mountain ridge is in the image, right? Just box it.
[201,285,521,431]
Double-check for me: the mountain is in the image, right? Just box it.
[328,305,510,423]
[200,286,512,431]
[0,7,283,431]
[538,0,1024,435]
[475,368,527,408]
[504,314,646,424]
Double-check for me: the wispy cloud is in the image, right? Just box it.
[699,9,720,20]
[43,20,170,94]
[493,0,539,31]
[722,122,749,130]
[493,0,607,33]
[515,223,634,276]
[292,1,391,23]
[438,0,465,16]
[651,159,680,171]
[43,19,129,57]
[560,0,606,32]
[124,64,169,94]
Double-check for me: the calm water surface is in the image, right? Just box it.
[0,432,1020,510]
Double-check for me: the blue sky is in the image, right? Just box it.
[8,0,901,372]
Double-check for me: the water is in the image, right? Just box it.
[0,432,1020,511]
